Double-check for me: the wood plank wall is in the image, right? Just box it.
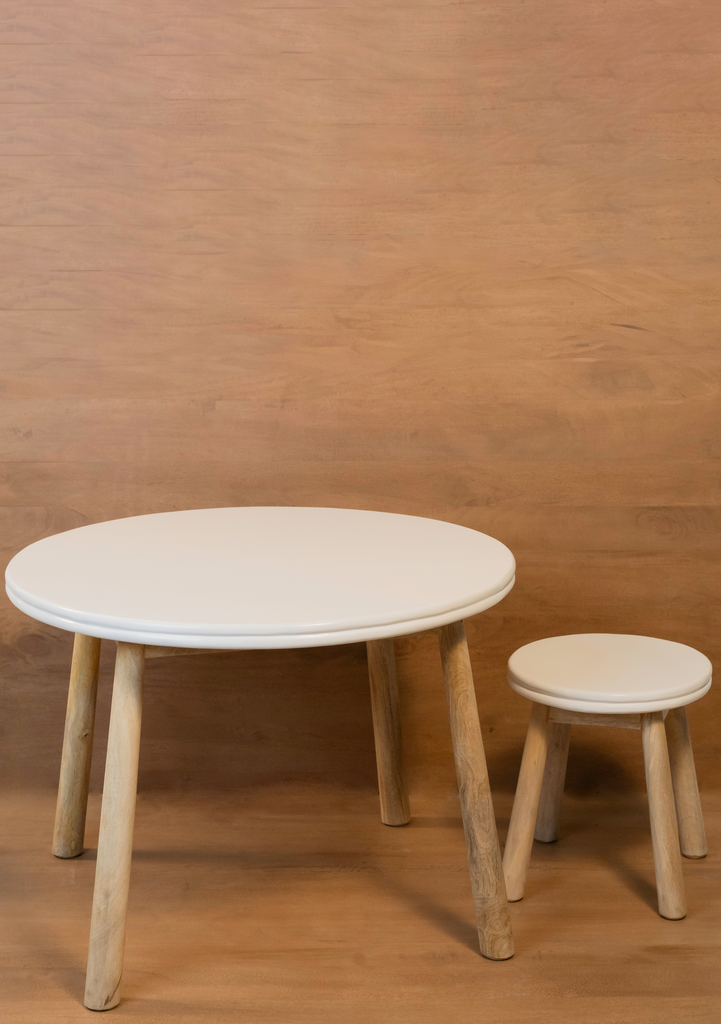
[1,1,719,797]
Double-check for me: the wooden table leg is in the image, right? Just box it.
[367,639,410,826]
[439,621,514,960]
[641,711,686,920]
[53,634,102,858]
[534,720,571,843]
[503,703,551,901]
[84,642,145,1011]
[665,706,707,859]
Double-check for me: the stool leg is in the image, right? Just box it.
[534,721,571,843]
[439,621,513,960]
[53,634,102,858]
[641,711,686,920]
[665,707,707,859]
[366,639,410,826]
[85,642,145,1011]
[503,703,551,901]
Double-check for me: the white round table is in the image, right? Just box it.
[6,507,516,1010]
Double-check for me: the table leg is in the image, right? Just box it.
[439,621,514,960]
[367,639,410,826]
[53,634,102,858]
[85,642,145,1011]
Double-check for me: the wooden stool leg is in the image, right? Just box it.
[503,703,551,901]
[534,721,571,843]
[439,621,513,960]
[366,639,410,826]
[53,634,102,858]
[665,706,707,859]
[641,711,686,920]
[84,642,145,1011]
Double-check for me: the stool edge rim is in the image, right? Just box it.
[507,676,712,715]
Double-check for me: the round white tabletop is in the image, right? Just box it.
[6,507,515,649]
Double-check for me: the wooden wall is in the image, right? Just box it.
[2,1,719,799]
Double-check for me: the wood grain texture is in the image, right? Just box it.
[549,709,642,730]
[366,639,410,826]
[0,0,719,860]
[143,645,234,659]
[3,787,721,1023]
[439,621,513,960]
[503,702,551,900]
[1,5,718,1013]
[84,642,145,1011]
[665,706,708,859]
[534,720,571,843]
[52,633,101,858]
[641,711,686,921]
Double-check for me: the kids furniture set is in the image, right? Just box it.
[5,507,711,1011]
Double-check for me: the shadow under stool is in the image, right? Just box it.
[502,633,712,921]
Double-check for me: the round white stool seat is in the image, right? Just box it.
[508,634,712,714]
[5,506,515,649]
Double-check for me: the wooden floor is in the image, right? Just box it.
[2,785,720,1022]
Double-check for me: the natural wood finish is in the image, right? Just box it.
[52,633,102,859]
[511,703,701,921]
[5,788,721,1022]
[366,639,410,826]
[1,0,720,808]
[534,720,571,843]
[1,0,717,1010]
[143,645,235,659]
[438,621,513,960]
[549,709,641,730]
[84,642,145,1012]
[641,712,686,921]
[665,707,707,860]
[503,702,551,901]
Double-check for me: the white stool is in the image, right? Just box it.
[6,506,517,1010]
[502,634,711,921]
